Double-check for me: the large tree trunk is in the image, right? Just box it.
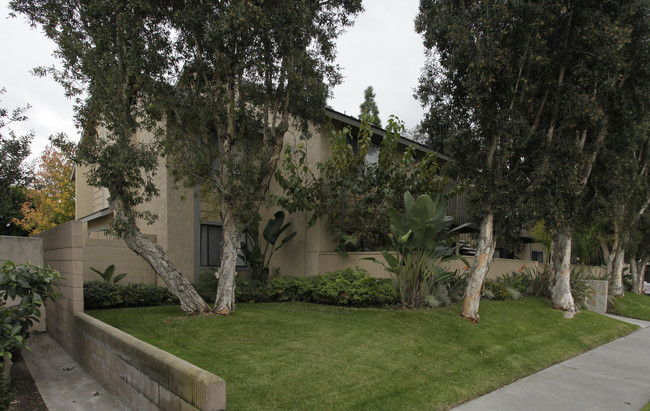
[640,258,649,294]
[214,205,240,315]
[610,246,625,297]
[550,231,577,318]
[110,199,212,315]
[462,214,495,323]
[630,258,645,295]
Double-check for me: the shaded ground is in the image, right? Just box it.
[9,357,47,411]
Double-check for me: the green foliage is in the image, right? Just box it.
[276,116,450,252]
[0,260,60,361]
[193,270,221,303]
[0,371,14,411]
[83,281,179,310]
[305,269,397,307]
[242,211,297,284]
[90,265,127,284]
[367,192,467,307]
[359,86,381,127]
[196,269,398,307]
[0,88,33,237]
[83,281,123,309]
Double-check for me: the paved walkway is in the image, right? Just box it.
[22,333,123,410]
[453,314,650,411]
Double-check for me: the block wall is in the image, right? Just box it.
[74,313,226,411]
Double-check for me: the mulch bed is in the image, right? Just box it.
[9,357,47,411]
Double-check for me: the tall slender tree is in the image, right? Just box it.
[416,1,543,322]
[359,86,381,127]
[524,1,648,311]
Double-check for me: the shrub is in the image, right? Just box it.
[121,283,180,307]
[236,279,268,303]
[84,281,123,310]
[83,281,179,310]
[194,269,220,302]
[495,270,534,294]
[0,372,14,411]
[265,276,311,302]
[307,268,397,307]
[0,260,60,361]
[484,280,521,301]
[230,269,398,307]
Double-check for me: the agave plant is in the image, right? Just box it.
[367,192,468,307]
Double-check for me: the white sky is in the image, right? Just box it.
[0,0,426,160]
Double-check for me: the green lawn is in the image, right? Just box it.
[89,298,636,410]
[610,292,650,321]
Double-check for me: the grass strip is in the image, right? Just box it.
[90,298,636,410]
[609,292,650,321]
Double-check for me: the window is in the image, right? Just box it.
[201,224,222,267]
[200,224,247,267]
[365,143,380,165]
[531,251,544,263]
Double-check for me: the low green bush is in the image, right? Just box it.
[84,281,179,310]
[194,269,220,302]
[0,260,61,361]
[306,269,397,306]
[211,268,399,307]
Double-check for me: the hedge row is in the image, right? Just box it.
[85,268,398,310]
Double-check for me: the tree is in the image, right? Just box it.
[581,2,650,297]
[11,0,212,314]
[0,88,33,237]
[162,0,363,315]
[359,86,381,127]
[416,1,542,322]
[275,116,448,253]
[14,137,75,235]
[523,1,649,309]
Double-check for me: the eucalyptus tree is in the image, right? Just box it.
[583,2,650,296]
[10,0,212,314]
[163,0,363,315]
[525,0,649,308]
[416,1,543,322]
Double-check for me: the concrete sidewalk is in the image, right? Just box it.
[23,333,123,411]
[453,315,650,411]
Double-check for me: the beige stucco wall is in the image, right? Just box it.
[260,122,339,278]
[317,252,605,282]
[75,163,95,220]
[82,238,157,284]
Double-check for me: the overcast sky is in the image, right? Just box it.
[0,0,426,160]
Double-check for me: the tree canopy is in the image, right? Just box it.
[0,89,33,237]
[11,0,363,315]
[14,137,75,235]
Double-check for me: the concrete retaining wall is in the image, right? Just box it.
[74,312,225,410]
[36,221,226,410]
[583,279,609,314]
